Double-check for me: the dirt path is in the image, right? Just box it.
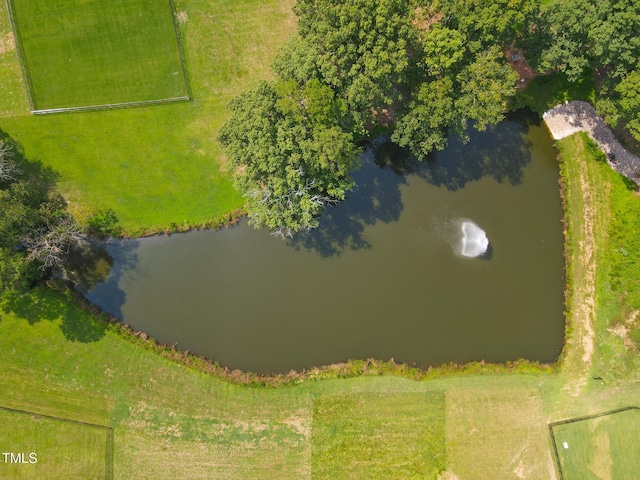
[566,149,598,395]
[543,101,640,182]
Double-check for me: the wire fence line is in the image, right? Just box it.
[548,405,639,428]
[547,424,565,480]
[32,95,191,115]
[168,0,192,100]
[547,406,640,480]
[5,0,191,116]
[4,0,37,111]
[0,404,114,479]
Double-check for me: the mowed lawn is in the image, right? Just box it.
[0,0,297,234]
[9,0,187,110]
[311,392,445,479]
[552,409,640,480]
[0,407,111,479]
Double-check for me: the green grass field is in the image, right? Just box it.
[0,407,111,479]
[552,409,640,480]
[311,392,445,479]
[9,0,187,110]
[0,0,296,234]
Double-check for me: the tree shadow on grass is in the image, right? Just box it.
[0,129,60,196]
[3,288,107,343]
[3,236,137,342]
[287,138,408,256]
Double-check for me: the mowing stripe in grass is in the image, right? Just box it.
[166,0,191,99]
[311,392,446,479]
[8,0,189,111]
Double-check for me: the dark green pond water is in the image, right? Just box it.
[75,112,565,374]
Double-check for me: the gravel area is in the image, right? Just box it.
[543,101,640,183]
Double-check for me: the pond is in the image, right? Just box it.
[71,111,565,374]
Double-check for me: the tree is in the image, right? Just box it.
[391,77,459,158]
[294,0,416,110]
[0,140,21,183]
[455,47,518,131]
[218,82,359,236]
[442,0,539,50]
[0,139,82,297]
[420,24,467,77]
[589,0,640,79]
[0,178,44,297]
[615,68,640,141]
[536,0,640,83]
[536,0,596,81]
[22,214,84,269]
[271,37,320,85]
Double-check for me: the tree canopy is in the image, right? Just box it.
[218,0,640,235]
[615,67,640,141]
[218,82,358,236]
[535,0,640,82]
[0,139,81,298]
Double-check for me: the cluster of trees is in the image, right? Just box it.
[219,0,640,235]
[528,0,640,140]
[0,140,82,299]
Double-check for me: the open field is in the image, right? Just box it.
[311,392,445,479]
[8,0,187,111]
[0,407,112,479]
[551,408,640,480]
[0,0,297,234]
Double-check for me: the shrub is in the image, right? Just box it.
[86,209,120,238]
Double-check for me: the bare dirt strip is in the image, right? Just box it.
[568,146,598,395]
[542,103,637,395]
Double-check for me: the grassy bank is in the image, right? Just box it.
[0,0,296,235]
[557,133,640,382]
[1,130,640,478]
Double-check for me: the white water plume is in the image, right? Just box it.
[459,221,489,258]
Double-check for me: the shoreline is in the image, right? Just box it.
[59,109,585,386]
[58,277,556,386]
